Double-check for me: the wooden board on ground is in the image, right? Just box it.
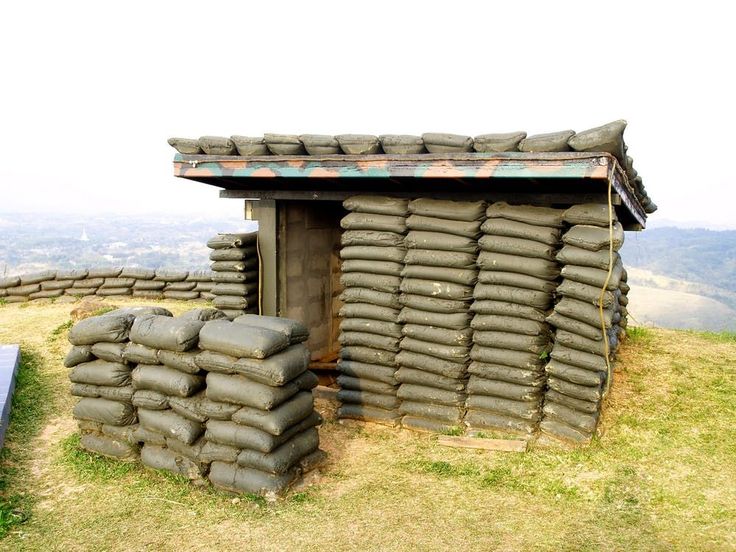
[437,435,527,453]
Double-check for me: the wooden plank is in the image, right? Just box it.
[437,435,528,453]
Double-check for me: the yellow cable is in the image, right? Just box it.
[256,232,263,315]
[599,178,615,398]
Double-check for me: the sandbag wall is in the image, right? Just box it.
[336,197,409,427]
[0,268,215,303]
[207,232,260,319]
[65,308,325,497]
[396,199,485,433]
[540,205,627,443]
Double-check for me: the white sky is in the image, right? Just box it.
[1,1,734,228]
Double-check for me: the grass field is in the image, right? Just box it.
[0,298,735,551]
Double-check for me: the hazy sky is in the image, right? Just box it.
[1,1,734,228]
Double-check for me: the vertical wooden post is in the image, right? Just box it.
[250,199,278,316]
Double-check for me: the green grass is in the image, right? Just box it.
[57,434,137,482]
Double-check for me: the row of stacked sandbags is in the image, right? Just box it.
[466,203,566,435]
[195,315,324,496]
[0,268,214,302]
[540,204,627,443]
[207,232,260,319]
[336,197,409,427]
[396,199,486,433]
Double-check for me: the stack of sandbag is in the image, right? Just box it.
[195,315,325,496]
[207,232,260,319]
[65,307,175,460]
[541,203,626,443]
[396,199,486,433]
[336,196,409,427]
[466,202,566,435]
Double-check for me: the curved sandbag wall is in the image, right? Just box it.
[65,308,325,497]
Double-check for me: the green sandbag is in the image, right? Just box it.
[555,330,610,356]
[473,284,552,309]
[96,288,131,297]
[470,346,544,370]
[398,307,472,330]
[340,245,406,263]
[477,270,558,293]
[237,428,319,474]
[123,343,159,364]
[339,331,400,352]
[472,331,548,354]
[198,136,237,155]
[400,278,473,301]
[199,398,240,420]
[72,278,103,288]
[340,288,401,309]
[404,249,477,268]
[481,217,561,245]
[398,293,469,314]
[73,398,136,425]
[20,270,56,285]
[226,345,310,386]
[543,401,599,433]
[557,279,615,308]
[465,409,536,434]
[401,416,462,434]
[420,133,474,154]
[550,344,608,373]
[398,401,464,423]
[132,364,205,397]
[405,231,478,253]
[89,342,126,363]
[563,204,617,226]
[340,230,405,247]
[157,349,203,374]
[213,294,258,309]
[466,376,542,402]
[342,195,409,216]
[209,247,258,262]
[206,372,299,410]
[336,375,397,395]
[340,346,397,367]
[101,423,139,445]
[211,270,259,284]
[547,376,603,402]
[486,202,565,228]
[87,267,123,278]
[206,412,321,453]
[231,135,268,155]
[400,337,469,362]
[64,345,94,368]
[546,312,603,341]
[473,131,526,152]
[340,318,402,338]
[396,384,465,406]
[395,367,466,392]
[68,312,135,346]
[396,350,466,379]
[100,277,135,289]
[141,445,206,480]
[165,436,206,462]
[477,251,560,280]
[478,235,556,260]
[465,395,541,421]
[129,315,204,352]
[199,320,288,359]
[546,389,598,414]
[470,300,547,322]
[168,392,210,423]
[133,281,165,291]
[299,134,340,155]
[563,223,624,252]
[340,212,406,233]
[518,130,575,152]
[555,297,614,328]
[335,134,381,155]
[468,362,545,387]
[29,289,64,299]
[5,284,39,296]
[41,280,73,290]
[337,404,401,426]
[567,120,626,163]
[132,426,166,445]
[337,389,399,410]
[137,409,204,445]
[207,232,258,249]
[539,419,592,443]
[70,384,134,402]
[209,461,298,496]
[200,441,240,463]
[70,360,131,387]
[406,215,481,238]
[132,390,169,410]
[336,360,398,385]
[80,432,138,460]
[545,359,605,387]
[340,303,400,322]
[342,259,403,276]
[340,273,401,294]
[400,265,477,286]
[0,276,20,288]
[470,315,547,336]
[153,269,188,282]
[379,135,426,154]
[401,324,472,346]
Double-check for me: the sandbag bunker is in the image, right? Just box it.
[207,232,261,319]
[65,307,325,496]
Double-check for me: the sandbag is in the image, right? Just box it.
[231,392,314,435]
[421,133,473,153]
[70,360,131,387]
[468,362,545,387]
[87,267,123,278]
[209,461,297,495]
[478,235,556,260]
[236,428,319,474]
[164,280,198,291]
[20,270,56,285]
[539,419,591,443]
[29,289,65,299]
[340,288,401,309]
[340,212,407,233]
[563,223,624,252]
[395,367,466,392]
[543,401,599,433]
[563,204,617,226]
[132,390,170,410]
[213,294,258,309]
[465,395,541,421]
[340,246,406,263]
[342,195,409,216]
[473,284,552,309]
[518,130,575,152]
[555,330,610,356]
[337,375,397,395]
[200,441,240,463]
[472,331,548,354]
[406,215,481,238]
[555,297,614,329]
[340,230,405,248]
[557,246,620,271]
[206,412,321,453]
[340,346,397,367]
[199,398,240,421]
[379,134,426,154]
[408,198,485,222]
[337,404,400,426]
[340,318,402,338]
[473,131,526,153]
[137,409,204,445]
[545,359,605,387]
[206,372,299,410]
[129,315,204,352]
[0,276,20,288]
[398,293,469,314]
[123,343,159,364]
[477,270,557,293]
[231,345,310,386]
[5,284,40,296]
[401,416,462,434]
[73,398,136,425]
[132,426,167,445]
[336,360,397,385]
[64,345,94,368]
[101,423,138,445]
[199,320,288,359]
[141,445,205,479]
[551,344,608,373]
[340,303,400,323]
[568,120,626,162]
[132,364,205,397]
[470,300,546,323]
[211,271,259,284]
[398,401,464,423]
[398,308,472,330]
[400,278,473,301]
[342,259,403,276]
[547,376,603,402]
[101,277,135,289]
[477,251,560,280]
[70,384,134,402]
[80,432,138,460]
[68,313,135,346]
[466,376,542,402]
[119,267,155,279]
[470,314,547,336]
[209,247,258,262]
[96,287,131,297]
[167,392,210,423]
[557,279,615,308]
[397,384,465,406]
[480,218,561,246]
[90,342,126,363]
[133,281,165,291]
[401,324,472,346]
[546,312,603,341]
[464,409,536,434]
[340,273,401,294]
[404,249,477,268]
[73,278,103,288]
[212,283,259,296]
[470,346,544,370]
[157,349,202,374]
[335,134,381,155]
[485,202,565,228]
[337,389,400,410]
[153,269,188,282]
[400,337,469,362]
[546,389,598,414]
[207,232,258,249]
[339,332,400,352]
[405,231,478,253]
[401,265,477,286]
[395,350,466,379]
[41,280,73,290]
